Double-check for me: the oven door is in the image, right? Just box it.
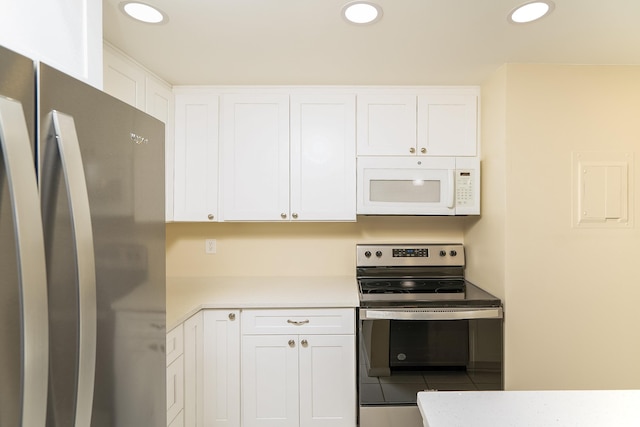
[358,307,503,407]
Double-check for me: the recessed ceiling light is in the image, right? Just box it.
[508,1,554,24]
[342,1,383,25]
[119,2,167,24]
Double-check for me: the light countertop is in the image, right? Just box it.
[166,275,359,329]
[417,390,640,427]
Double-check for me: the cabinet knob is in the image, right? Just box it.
[288,339,295,348]
[228,313,236,321]
[281,213,287,219]
[208,214,214,220]
[292,213,298,219]
[420,147,427,154]
[301,339,308,347]
[409,147,416,154]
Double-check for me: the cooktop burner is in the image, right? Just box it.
[359,279,465,295]
[356,244,503,308]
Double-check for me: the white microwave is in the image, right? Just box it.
[356,157,480,215]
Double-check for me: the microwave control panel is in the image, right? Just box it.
[455,170,475,207]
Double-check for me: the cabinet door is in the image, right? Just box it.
[184,312,204,427]
[298,335,356,427]
[242,335,299,427]
[221,94,290,220]
[417,93,477,156]
[173,91,219,221]
[145,76,175,221]
[103,44,146,109]
[356,93,416,156]
[203,310,241,427]
[290,94,356,221]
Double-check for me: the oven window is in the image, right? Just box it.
[359,318,503,406]
[369,180,441,203]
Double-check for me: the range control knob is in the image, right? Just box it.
[375,251,383,257]
[450,250,458,256]
[439,250,447,257]
[364,251,372,258]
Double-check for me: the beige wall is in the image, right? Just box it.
[464,65,508,302]
[467,64,640,390]
[167,216,466,277]
[167,63,640,391]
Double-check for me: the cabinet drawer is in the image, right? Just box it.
[166,324,184,366]
[168,409,183,427]
[242,308,355,335]
[167,354,184,423]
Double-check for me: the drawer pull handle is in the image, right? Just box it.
[287,319,309,326]
[288,339,295,348]
[228,313,236,321]
[150,323,165,330]
[301,339,308,347]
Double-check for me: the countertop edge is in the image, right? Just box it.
[166,275,360,330]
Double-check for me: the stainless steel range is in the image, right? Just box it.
[357,244,504,426]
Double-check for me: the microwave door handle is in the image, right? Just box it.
[446,169,455,209]
[48,111,97,427]
[0,97,49,427]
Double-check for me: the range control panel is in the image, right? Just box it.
[357,244,465,267]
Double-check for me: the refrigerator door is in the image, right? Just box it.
[0,47,49,427]
[38,63,166,427]
[41,110,97,427]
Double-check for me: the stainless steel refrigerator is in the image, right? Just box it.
[1,45,166,426]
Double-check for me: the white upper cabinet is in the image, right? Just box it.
[356,93,417,156]
[357,88,479,157]
[290,94,356,221]
[103,45,146,109]
[417,92,478,156]
[173,89,219,222]
[221,93,290,221]
[103,44,176,221]
[221,91,356,221]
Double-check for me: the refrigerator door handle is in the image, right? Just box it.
[0,96,49,427]
[47,111,97,427]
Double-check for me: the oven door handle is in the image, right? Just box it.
[360,307,503,321]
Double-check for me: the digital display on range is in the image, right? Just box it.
[392,248,429,257]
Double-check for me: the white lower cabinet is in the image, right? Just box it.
[241,309,356,427]
[167,324,185,426]
[183,311,204,426]
[182,309,241,427]
[178,308,356,427]
[203,310,241,427]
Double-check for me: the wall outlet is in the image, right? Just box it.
[205,239,217,254]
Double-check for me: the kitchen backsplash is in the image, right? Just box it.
[166,216,470,277]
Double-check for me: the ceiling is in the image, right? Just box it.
[103,0,640,86]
